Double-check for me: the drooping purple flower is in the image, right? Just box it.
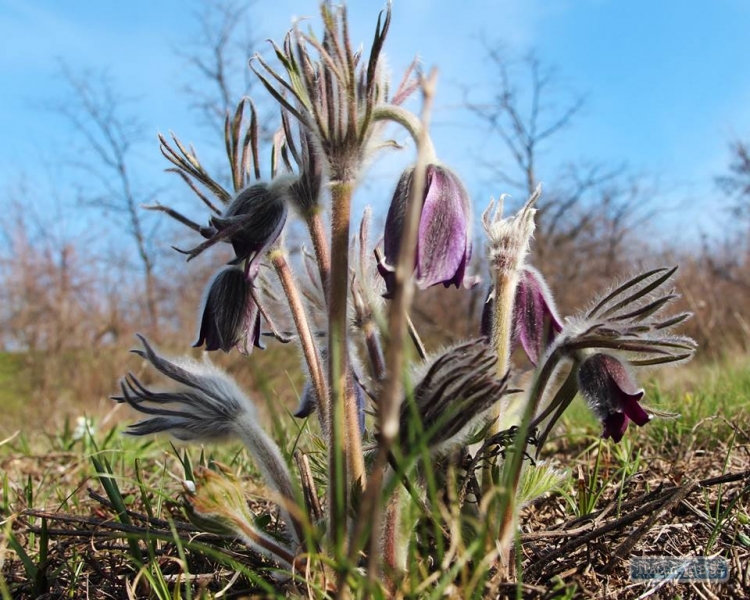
[211,182,289,279]
[194,267,264,353]
[170,179,290,272]
[378,164,475,297]
[481,266,563,365]
[577,353,649,443]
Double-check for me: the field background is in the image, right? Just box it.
[2,0,750,597]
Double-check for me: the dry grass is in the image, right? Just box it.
[1,358,748,599]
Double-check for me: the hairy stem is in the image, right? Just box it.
[236,413,304,546]
[305,208,331,298]
[349,70,438,580]
[363,320,386,380]
[271,250,329,427]
[372,104,437,162]
[482,270,519,493]
[327,180,354,553]
[382,485,404,590]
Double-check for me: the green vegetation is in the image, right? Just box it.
[0,352,27,421]
[1,359,748,598]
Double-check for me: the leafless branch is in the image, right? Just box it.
[55,64,160,330]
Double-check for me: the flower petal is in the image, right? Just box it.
[621,395,650,427]
[514,267,563,365]
[194,268,249,352]
[415,166,470,289]
[602,412,629,442]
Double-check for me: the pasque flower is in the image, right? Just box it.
[482,266,563,365]
[578,353,649,442]
[531,267,696,448]
[394,340,510,455]
[378,164,475,297]
[194,267,263,354]
[206,180,290,279]
[113,335,303,546]
[156,146,291,272]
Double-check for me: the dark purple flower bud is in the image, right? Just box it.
[396,340,510,455]
[577,353,649,443]
[194,267,264,353]
[211,181,289,279]
[379,164,475,297]
[481,267,563,365]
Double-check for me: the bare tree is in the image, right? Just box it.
[466,49,654,304]
[699,139,750,294]
[467,50,585,199]
[177,0,265,137]
[54,66,160,330]
[716,139,750,221]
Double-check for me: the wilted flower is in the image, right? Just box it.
[378,164,475,297]
[482,266,563,365]
[113,335,302,544]
[194,267,263,353]
[394,340,510,455]
[578,353,649,442]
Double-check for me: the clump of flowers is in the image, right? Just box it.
[115,3,696,595]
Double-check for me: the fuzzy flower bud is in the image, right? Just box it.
[113,335,302,545]
[182,465,296,568]
[378,164,476,297]
[394,340,510,455]
[578,353,648,442]
[482,186,540,276]
[194,267,263,353]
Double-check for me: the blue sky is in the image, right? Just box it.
[2,0,749,248]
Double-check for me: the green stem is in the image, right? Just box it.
[482,271,520,491]
[371,105,437,162]
[327,180,362,554]
[496,347,564,552]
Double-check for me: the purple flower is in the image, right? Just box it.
[481,266,563,365]
[378,164,475,297]
[514,267,563,364]
[210,182,289,280]
[194,267,264,353]
[577,353,649,443]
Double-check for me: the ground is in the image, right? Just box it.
[1,358,748,598]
